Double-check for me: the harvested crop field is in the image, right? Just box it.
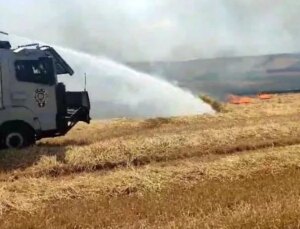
[1,94,300,228]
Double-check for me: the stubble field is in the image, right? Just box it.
[1,94,300,228]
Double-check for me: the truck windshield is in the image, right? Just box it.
[15,58,55,85]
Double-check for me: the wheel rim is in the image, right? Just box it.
[6,133,24,148]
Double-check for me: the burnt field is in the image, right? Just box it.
[1,94,300,228]
[128,53,300,99]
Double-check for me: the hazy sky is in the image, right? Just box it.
[1,0,300,61]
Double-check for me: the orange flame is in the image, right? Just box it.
[228,95,253,104]
[258,93,272,100]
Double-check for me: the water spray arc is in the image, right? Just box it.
[9,34,215,118]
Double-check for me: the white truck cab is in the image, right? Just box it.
[0,40,90,148]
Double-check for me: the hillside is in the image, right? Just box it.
[1,94,300,228]
[128,53,300,99]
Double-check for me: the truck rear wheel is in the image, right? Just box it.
[1,123,35,149]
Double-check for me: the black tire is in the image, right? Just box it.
[1,123,35,149]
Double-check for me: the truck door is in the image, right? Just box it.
[11,57,58,131]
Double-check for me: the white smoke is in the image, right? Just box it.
[9,35,214,118]
[2,0,295,117]
[0,0,299,61]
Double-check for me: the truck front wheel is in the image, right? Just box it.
[1,124,35,149]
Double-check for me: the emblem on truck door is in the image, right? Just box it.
[34,89,48,108]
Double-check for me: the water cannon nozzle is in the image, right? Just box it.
[0,31,9,36]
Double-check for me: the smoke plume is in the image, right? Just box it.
[1,0,299,117]
[1,0,299,61]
